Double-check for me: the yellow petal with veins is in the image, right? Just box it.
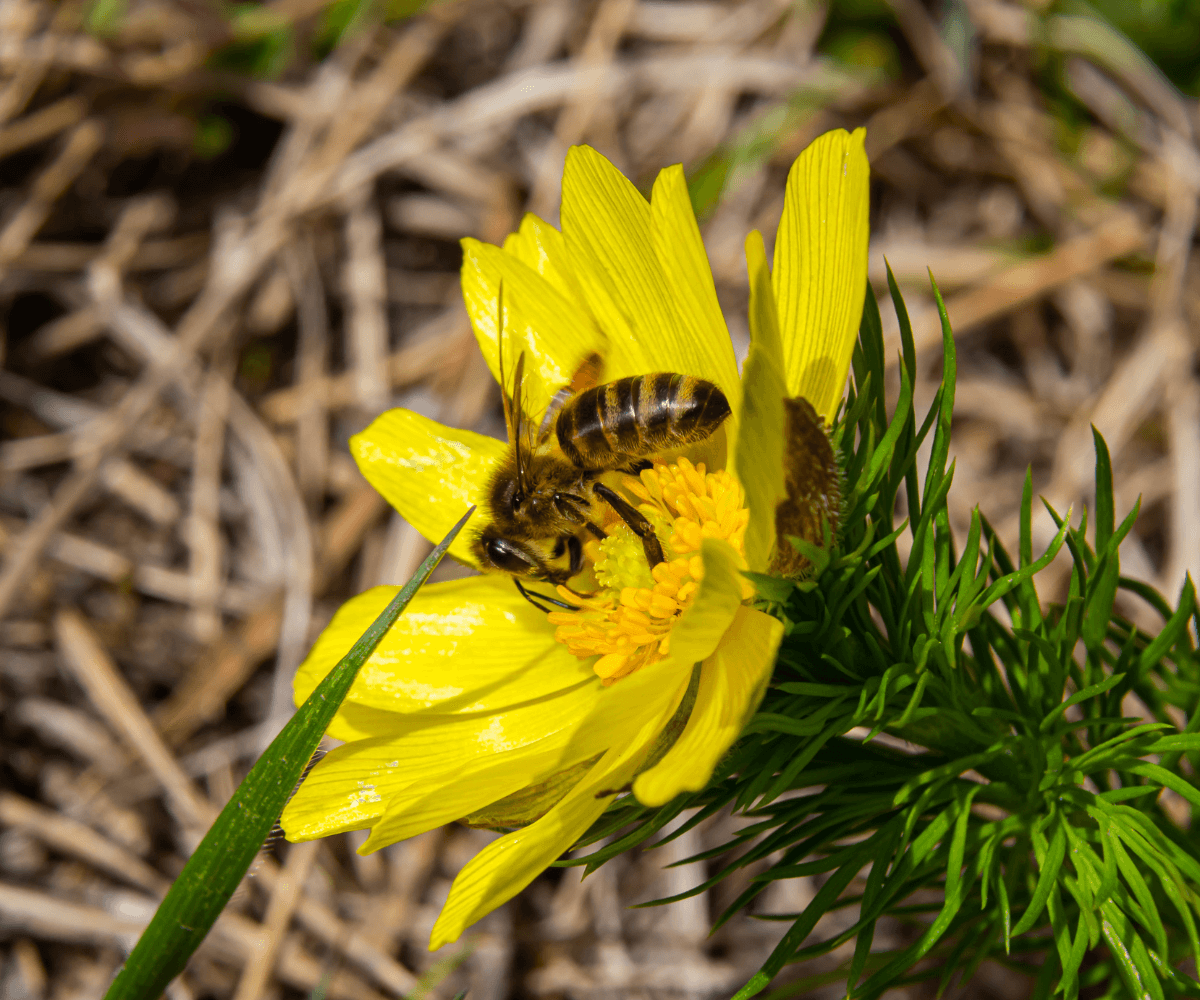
[350,408,502,566]
[502,212,590,309]
[293,577,596,740]
[364,732,605,850]
[282,678,603,843]
[669,537,746,666]
[650,164,741,412]
[461,237,606,417]
[429,659,689,949]
[633,606,783,806]
[561,145,684,382]
[734,230,788,573]
[773,128,870,422]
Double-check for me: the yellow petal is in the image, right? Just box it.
[772,128,870,421]
[461,755,601,829]
[670,537,745,666]
[279,735,400,840]
[560,145,683,381]
[429,667,686,949]
[558,650,693,770]
[364,742,601,849]
[633,606,783,806]
[461,237,606,417]
[735,230,788,573]
[283,678,603,842]
[502,213,588,308]
[650,164,741,411]
[294,577,596,741]
[351,408,503,566]
[364,767,533,849]
[430,758,611,950]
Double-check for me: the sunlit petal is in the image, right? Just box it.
[650,164,741,411]
[429,672,684,949]
[293,577,596,741]
[280,735,407,840]
[351,409,502,566]
[502,212,589,307]
[462,237,606,416]
[772,128,870,421]
[735,230,788,573]
[364,734,606,849]
[561,145,683,380]
[558,650,693,769]
[670,537,745,666]
[633,606,783,806]
[282,681,603,842]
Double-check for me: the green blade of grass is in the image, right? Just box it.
[104,505,475,1000]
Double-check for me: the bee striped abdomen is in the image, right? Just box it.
[556,373,730,469]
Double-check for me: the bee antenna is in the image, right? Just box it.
[496,282,527,494]
[512,351,529,494]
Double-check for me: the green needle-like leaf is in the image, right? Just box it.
[104,506,475,1000]
[581,273,1200,1000]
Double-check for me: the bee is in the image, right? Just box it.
[473,287,731,612]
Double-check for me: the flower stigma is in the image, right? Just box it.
[548,457,751,686]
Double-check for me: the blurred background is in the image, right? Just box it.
[0,0,1197,997]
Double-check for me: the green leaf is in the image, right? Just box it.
[1127,762,1200,811]
[884,259,916,386]
[1118,576,1177,622]
[1138,576,1196,675]
[1039,674,1125,732]
[743,571,795,603]
[1011,814,1067,936]
[997,865,1012,952]
[847,820,904,988]
[923,272,956,502]
[103,507,475,1000]
[1100,900,1166,1000]
[1081,428,1122,652]
[733,971,772,1000]
[1092,425,1115,551]
[1107,826,1169,958]
[854,284,888,432]
[853,792,978,997]
[743,839,879,994]
[975,512,1071,614]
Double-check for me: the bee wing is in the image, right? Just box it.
[537,352,606,444]
[569,352,605,393]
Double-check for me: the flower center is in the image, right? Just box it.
[548,457,751,686]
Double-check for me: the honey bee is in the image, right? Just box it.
[473,287,731,612]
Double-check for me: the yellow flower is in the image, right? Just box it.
[280,130,869,950]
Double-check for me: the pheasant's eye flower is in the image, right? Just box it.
[280,130,869,949]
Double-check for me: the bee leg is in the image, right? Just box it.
[593,483,664,568]
[557,537,597,600]
[621,459,653,475]
[585,521,607,540]
[513,577,579,612]
[567,535,584,576]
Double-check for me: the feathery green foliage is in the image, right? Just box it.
[571,272,1200,1000]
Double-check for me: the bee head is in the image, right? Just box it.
[488,455,568,532]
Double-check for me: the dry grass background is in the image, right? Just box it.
[0,0,1197,997]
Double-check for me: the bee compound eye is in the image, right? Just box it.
[486,536,537,575]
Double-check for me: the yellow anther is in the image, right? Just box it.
[550,458,750,685]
